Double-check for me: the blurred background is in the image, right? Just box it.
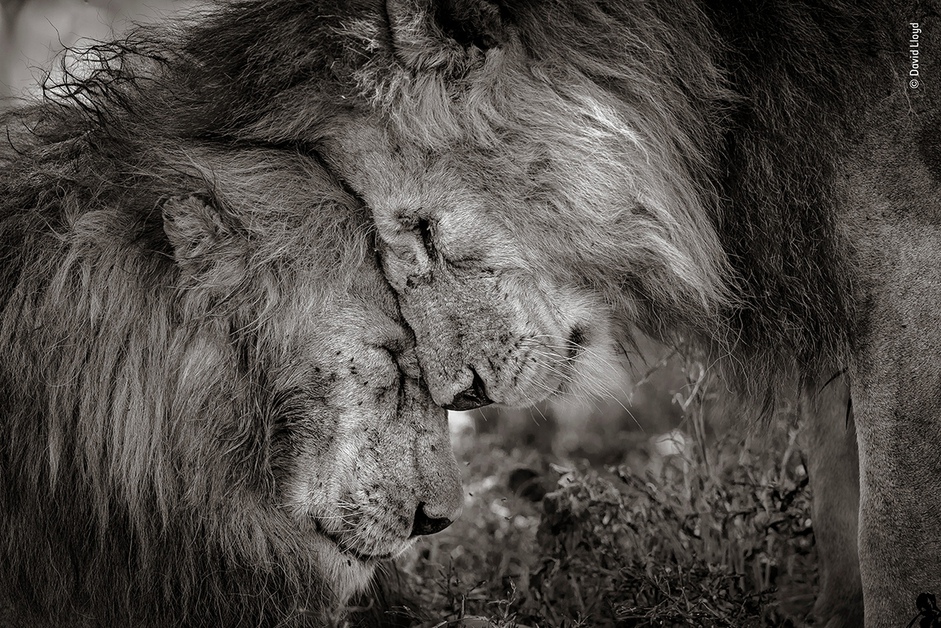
[0,0,199,102]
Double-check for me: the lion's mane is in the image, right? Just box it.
[301,0,899,407]
[0,29,377,625]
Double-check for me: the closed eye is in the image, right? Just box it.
[410,217,489,273]
[371,333,421,381]
[448,256,487,271]
[415,216,436,258]
[372,330,411,357]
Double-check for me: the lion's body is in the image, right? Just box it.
[277,0,936,625]
[0,23,462,625]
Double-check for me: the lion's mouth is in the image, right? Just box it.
[314,521,397,563]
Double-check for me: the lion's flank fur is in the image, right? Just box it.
[0,33,376,624]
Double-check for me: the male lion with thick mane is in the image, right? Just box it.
[0,38,463,624]
[301,0,934,626]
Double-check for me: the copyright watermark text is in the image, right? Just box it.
[910,22,922,88]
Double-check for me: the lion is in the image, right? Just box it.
[0,45,463,625]
[232,0,928,625]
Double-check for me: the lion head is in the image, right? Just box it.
[286,0,736,410]
[0,119,462,624]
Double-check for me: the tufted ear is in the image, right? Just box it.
[386,0,510,70]
[161,194,247,278]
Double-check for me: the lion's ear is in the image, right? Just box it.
[386,0,510,69]
[431,0,508,50]
[161,194,245,276]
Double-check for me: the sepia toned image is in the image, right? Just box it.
[0,1,937,626]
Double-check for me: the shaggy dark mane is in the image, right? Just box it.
[0,13,376,625]
[501,0,899,406]
[702,1,893,398]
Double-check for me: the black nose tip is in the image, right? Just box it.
[410,502,455,537]
[442,368,493,411]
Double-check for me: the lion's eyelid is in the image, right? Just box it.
[415,216,436,254]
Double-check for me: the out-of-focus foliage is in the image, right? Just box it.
[352,362,818,628]
[360,437,815,626]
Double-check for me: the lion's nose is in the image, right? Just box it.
[441,368,492,411]
[410,502,456,537]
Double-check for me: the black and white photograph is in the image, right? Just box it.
[0,0,938,625]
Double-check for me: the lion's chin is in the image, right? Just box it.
[333,543,397,564]
[316,543,377,605]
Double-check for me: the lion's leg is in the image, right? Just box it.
[799,375,863,627]
[844,239,941,626]
[850,337,941,626]
[832,71,941,622]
